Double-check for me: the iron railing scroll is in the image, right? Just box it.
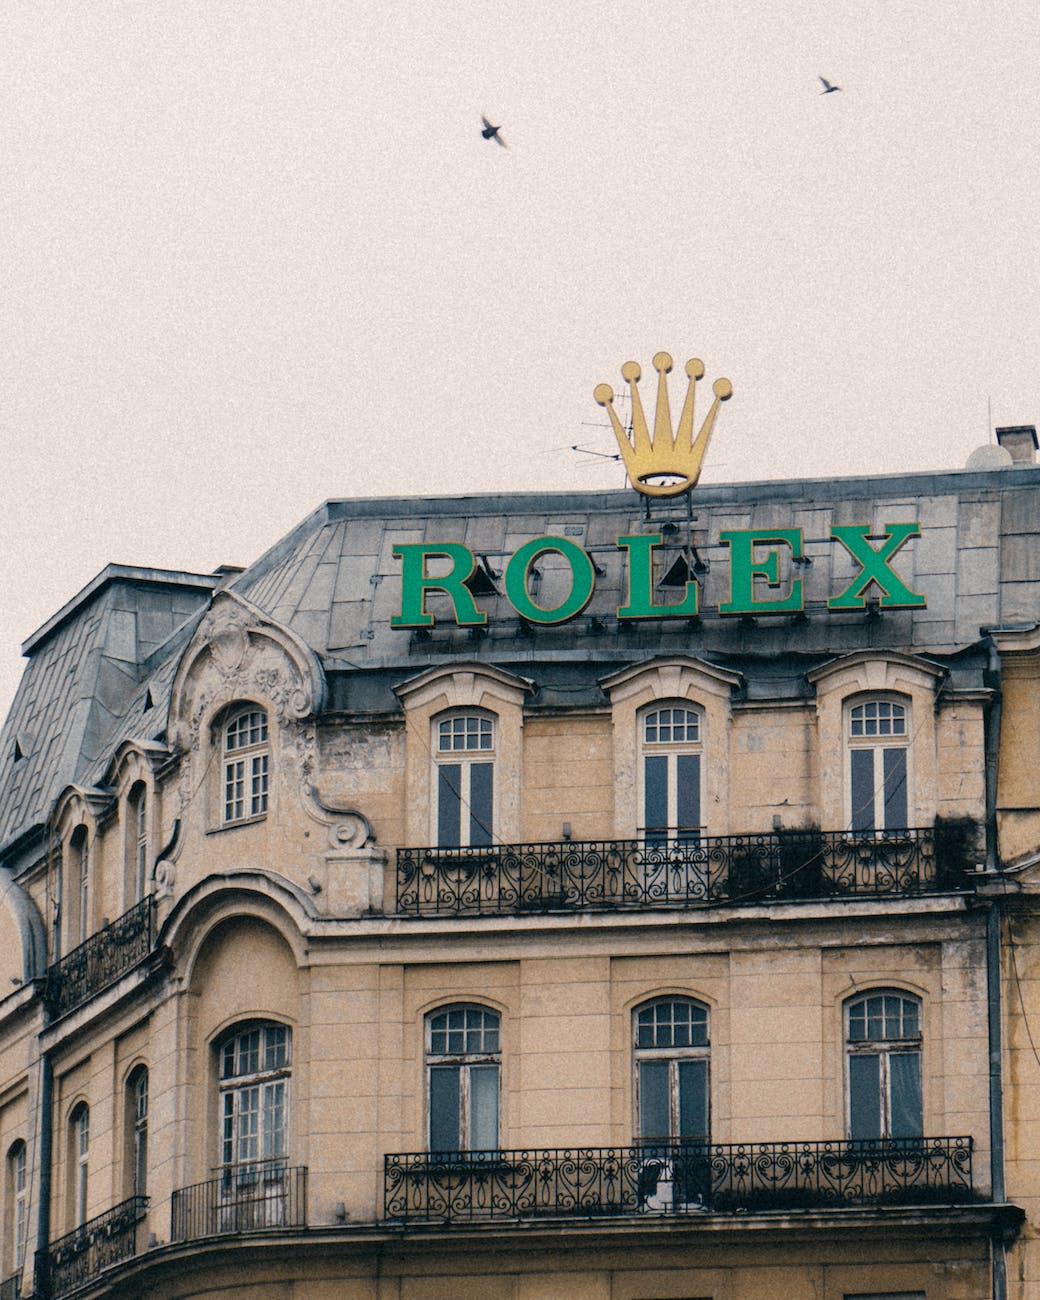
[384,1136,974,1222]
[47,896,155,1017]
[39,1196,147,1298]
[396,828,958,916]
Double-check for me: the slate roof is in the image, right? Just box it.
[2,465,1039,864]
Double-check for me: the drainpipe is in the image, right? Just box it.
[984,637,1007,1299]
[33,1044,53,1298]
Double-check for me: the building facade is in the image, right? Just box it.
[1,427,1039,1299]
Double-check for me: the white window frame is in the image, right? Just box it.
[432,711,496,848]
[8,1140,26,1272]
[639,704,705,842]
[633,998,711,1145]
[222,707,270,826]
[846,697,911,834]
[127,1067,148,1200]
[218,1023,291,1172]
[126,783,149,906]
[845,990,923,1140]
[426,1005,501,1152]
[70,1105,89,1229]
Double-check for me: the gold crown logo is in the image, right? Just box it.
[594,352,732,497]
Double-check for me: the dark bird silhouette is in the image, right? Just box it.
[818,76,841,94]
[481,115,507,147]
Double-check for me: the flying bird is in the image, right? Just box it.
[481,115,507,147]
[818,77,841,94]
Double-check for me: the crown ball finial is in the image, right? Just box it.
[621,361,642,383]
[652,351,674,373]
[713,378,733,400]
[593,383,615,407]
[685,359,705,380]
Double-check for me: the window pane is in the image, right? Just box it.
[437,765,462,847]
[676,753,701,833]
[882,747,907,829]
[639,1060,671,1143]
[850,748,875,832]
[430,1066,461,1152]
[469,762,493,847]
[469,1064,499,1149]
[889,1052,922,1138]
[644,755,668,836]
[678,1059,709,1140]
[849,1054,881,1139]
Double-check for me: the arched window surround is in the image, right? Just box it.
[602,657,742,839]
[424,1003,502,1153]
[808,654,944,835]
[123,1064,149,1201]
[215,703,271,828]
[5,1139,27,1276]
[844,987,924,1141]
[395,663,531,848]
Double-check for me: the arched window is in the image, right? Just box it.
[847,698,909,832]
[426,1005,500,1152]
[6,1140,26,1274]
[126,783,149,905]
[68,826,90,947]
[433,712,495,848]
[68,1104,89,1230]
[640,706,704,842]
[634,998,710,1147]
[222,707,269,825]
[218,1023,290,1171]
[846,990,922,1139]
[125,1066,148,1199]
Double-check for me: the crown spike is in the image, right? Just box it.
[675,358,705,449]
[652,352,675,454]
[620,360,654,460]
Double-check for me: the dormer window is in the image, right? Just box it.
[847,698,909,832]
[434,712,495,848]
[222,707,269,825]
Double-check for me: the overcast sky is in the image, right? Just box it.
[2,0,1038,720]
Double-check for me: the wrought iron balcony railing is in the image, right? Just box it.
[38,1196,147,1298]
[396,827,966,916]
[385,1137,975,1223]
[47,896,155,1017]
[0,1271,21,1300]
[170,1161,308,1242]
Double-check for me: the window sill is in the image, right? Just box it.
[207,814,268,836]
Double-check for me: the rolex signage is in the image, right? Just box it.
[390,525,926,628]
[390,354,926,627]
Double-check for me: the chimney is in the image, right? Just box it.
[995,425,1038,466]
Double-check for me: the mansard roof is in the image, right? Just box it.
[1,464,1038,861]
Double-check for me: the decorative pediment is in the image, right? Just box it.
[600,655,743,705]
[393,661,534,712]
[168,591,326,753]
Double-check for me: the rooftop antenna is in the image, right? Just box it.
[988,395,993,443]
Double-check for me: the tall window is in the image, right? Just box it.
[846,991,922,1140]
[426,1006,500,1152]
[847,699,909,832]
[69,1104,89,1230]
[68,827,90,947]
[6,1141,26,1273]
[222,708,269,825]
[434,713,494,848]
[641,706,703,842]
[126,1067,148,1199]
[127,783,149,904]
[218,1023,290,1170]
[634,998,710,1148]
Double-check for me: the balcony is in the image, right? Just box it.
[46,896,155,1018]
[396,827,969,917]
[170,1161,308,1243]
[384,1137,975,1223]
[39,1196,147,1298]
